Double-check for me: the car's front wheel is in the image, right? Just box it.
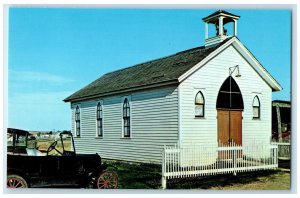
[7,174,28,188]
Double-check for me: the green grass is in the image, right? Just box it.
[104,160,162,189]
[103,160,290,190]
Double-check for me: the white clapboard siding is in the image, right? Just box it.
[179,45,272,146]
[70,86,179,164]
[69,44,274,164]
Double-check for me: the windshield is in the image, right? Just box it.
[27,135,36,149]
[60,133,75,153]
[7,133,13,146]
[7,132,27,147]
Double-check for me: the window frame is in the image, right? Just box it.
[75,105,81,137]
[96,102,103,137]
[195,91,205,118]
[122,97,131,138]
[252,95,261,119]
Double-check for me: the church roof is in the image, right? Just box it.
[64,36,281,102]
[64,38,231,102]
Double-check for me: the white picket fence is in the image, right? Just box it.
[276,142,291,160]
[161,142,278,189]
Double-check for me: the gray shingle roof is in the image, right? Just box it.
[64,38,231,102]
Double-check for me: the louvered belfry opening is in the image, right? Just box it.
[216,76,244,110]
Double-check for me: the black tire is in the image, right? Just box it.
[7,174,28,188]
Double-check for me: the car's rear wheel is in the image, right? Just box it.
[96,171,118,189]
[7,174,28,188]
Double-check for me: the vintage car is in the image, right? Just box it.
[7,128,118,189]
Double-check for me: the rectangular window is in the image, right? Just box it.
[97,119,103,137]
[123,118,130,137]
[76,122,80,136]
[195,105,204,117]
[253,107,259,118]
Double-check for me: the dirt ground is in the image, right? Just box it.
[207,160,291,190]
[208,170,290,190]
[165,170,291,190]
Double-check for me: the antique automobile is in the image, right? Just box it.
[7,128,118,189]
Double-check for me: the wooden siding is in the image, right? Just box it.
[179,45,272,147]
[70,86,179,164]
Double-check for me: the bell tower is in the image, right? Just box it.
[202,10,240,47]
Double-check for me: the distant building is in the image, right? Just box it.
[64,10,282,164]
[29,131,55,139]
[272,100,291,142]
[29,131,48,137]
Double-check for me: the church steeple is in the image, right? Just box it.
[202,10,240,47]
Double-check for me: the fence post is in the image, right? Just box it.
[275,144,278,168]
[162,176,167,190]
[233,146,237,176]
[162,145,167,189]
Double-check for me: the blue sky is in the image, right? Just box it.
[8,8,291,131]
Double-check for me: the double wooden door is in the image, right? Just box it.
[217,110,242,145]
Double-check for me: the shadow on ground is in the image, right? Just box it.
[278,159,290,169]
[167,170,282,189]
[104,160,290,190]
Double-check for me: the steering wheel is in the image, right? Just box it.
[46,141,63,156]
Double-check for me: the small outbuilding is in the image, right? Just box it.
[272,100,291,142]
[64,10,282,164]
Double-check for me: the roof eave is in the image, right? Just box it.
[64,79,179,103]
[231,39,282,92]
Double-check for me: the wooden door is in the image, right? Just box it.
[217,110,242,145]
[230,111,242,145]
[217,110,230,145]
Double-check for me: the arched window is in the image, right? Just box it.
[97,103,103,137]
[253,96,260,118]
[123,98,130,137]
[216,76,244,110]
[75,106,80,136]
[195,91,205,117]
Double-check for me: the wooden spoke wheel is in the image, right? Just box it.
[7,174,28,188]
[96,171,118,189]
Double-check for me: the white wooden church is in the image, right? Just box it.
[64,10,281,164]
